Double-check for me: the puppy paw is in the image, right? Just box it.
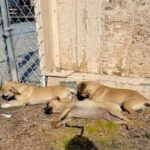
[1,103,11,108]
[51,121,60,129]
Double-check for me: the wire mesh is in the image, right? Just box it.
[7,0,42,85]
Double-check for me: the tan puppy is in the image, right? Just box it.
[1,80,76,108]
[77,81,150,114]
[46,98,131,128]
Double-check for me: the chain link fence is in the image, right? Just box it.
[0,0,43,85]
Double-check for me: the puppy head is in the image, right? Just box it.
[44,98,62,115]
[77,81,101,100]
[77,82,90,100]
[1,81,16,98]
[44,98,73,115]
[1,80,20,100]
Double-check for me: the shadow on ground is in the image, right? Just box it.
[65,135,98,150]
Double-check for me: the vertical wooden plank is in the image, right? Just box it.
[38,0,54,74]
[77,0,102,73]
[36,0,60,75]
[50,0,60,69]
[86,0,102,73]
[98,0,105,74]
[57,0,77,70]
[101,0,135,76]
[128,0,150,77]
[76,0,87,72]
[35,0,46,75]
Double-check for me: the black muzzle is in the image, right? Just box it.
[2,95,15,101]
[77,93,87,101]
[44,106,53,115]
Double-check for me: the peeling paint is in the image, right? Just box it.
[78,50,88,72]
[82,9,88,32]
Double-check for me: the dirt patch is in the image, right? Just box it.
[0,98,150,150]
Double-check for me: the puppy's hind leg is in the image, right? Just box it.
[107,108,134,131]
[1,100,26,108]
[122,99,140,115]
[106,103,132,124]
[122,97,150,115]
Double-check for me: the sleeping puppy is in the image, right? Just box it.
[45,98,131,128]
[77,81,150,114]
[1,80,76,108]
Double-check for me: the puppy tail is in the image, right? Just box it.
[68,88,77,96]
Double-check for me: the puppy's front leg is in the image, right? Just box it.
[51,117,72,129]
[51,108,71,128]
[58,108,71,121]
[1,100,26,108]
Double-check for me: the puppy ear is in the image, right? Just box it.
[9,86,20,94]
[51,96,61,101]
[77,82,86,92]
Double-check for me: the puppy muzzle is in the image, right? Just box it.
[77,93,87,101]
[44,106,53,115]
[2,95,15,101]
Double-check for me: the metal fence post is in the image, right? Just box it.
[0,0,18,81]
